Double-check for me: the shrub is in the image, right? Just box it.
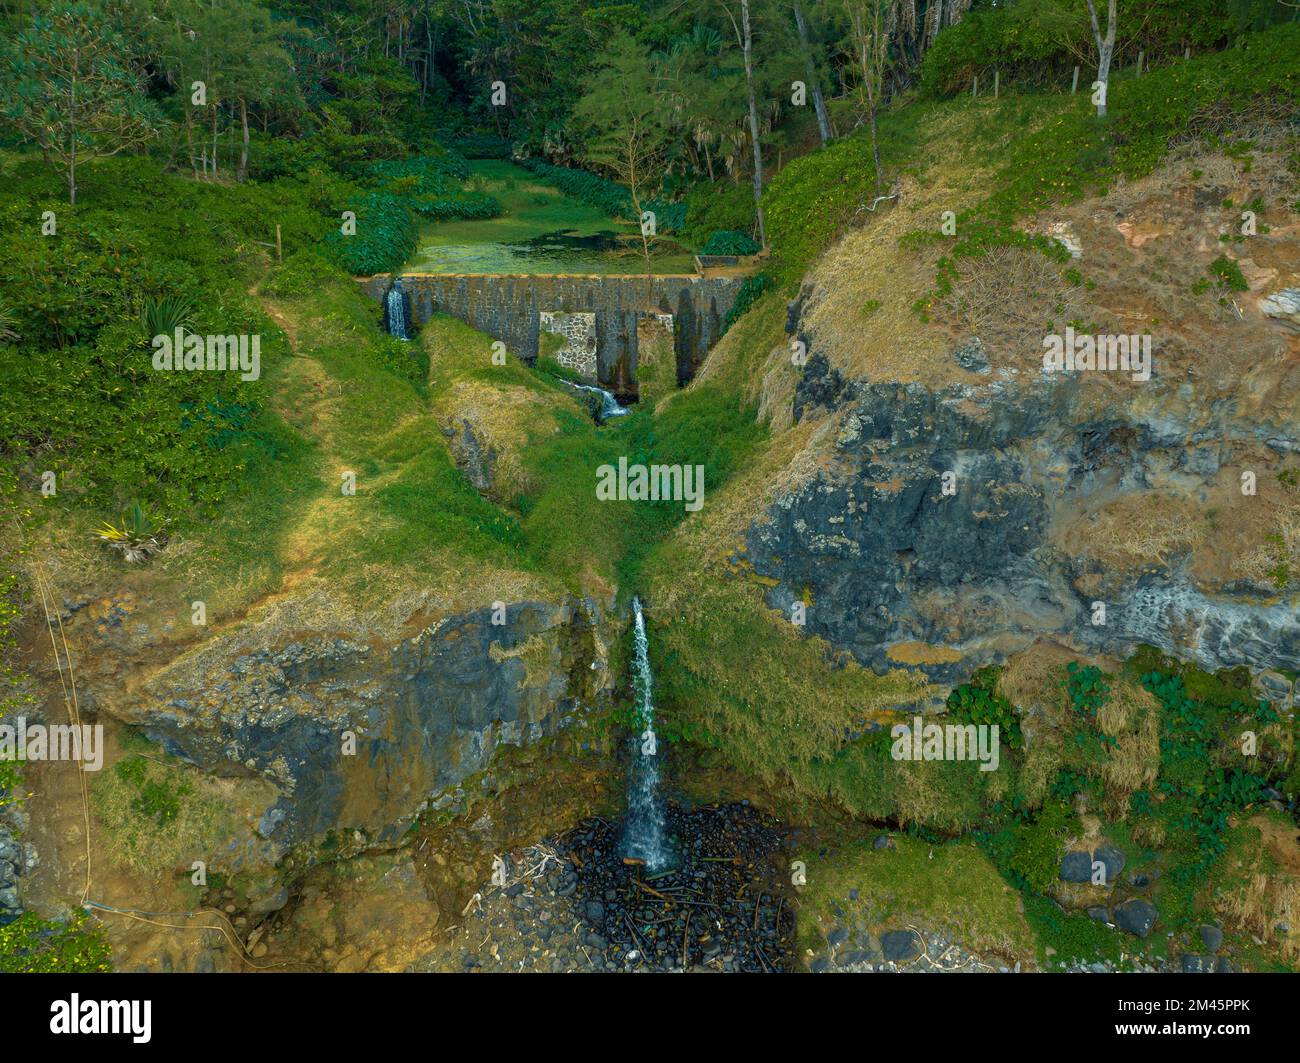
[918,0,1297,100]
[722,272,776,332]
[0,913,111,973]
[322,191,417,275]
[683,181,755,245]
[519,157,632,217]
[139,293,196,341]
[1208,254,1249,292]
[262,250,342,298]
[700,230,761,256]
[1007,799,1077,894]
[411,192,501,222]
[453,134,513,159]
[947,666,1023,748]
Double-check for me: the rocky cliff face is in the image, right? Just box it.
[132,598,611,851]
[747,344,1299,687]
[739,140,1300,696]
[33,582,617,868]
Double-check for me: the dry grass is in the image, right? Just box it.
[1060,492,1210,572]
[432,379,564,502]
[996,643,1157,815]
[997,641,1076,715]
[1210,811,1300,964]
[938,245,1087,361]
[1096,678,1161,820]
[1237,484,1300,589]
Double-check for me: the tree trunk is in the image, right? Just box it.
[174,18,196,177]
[68,48,78,204]
[238,97,249,182]
[628,137,654,306]
[740,0,767,247]
[793,0,831,145]
[1086,0,1118,117]
[868,99,882,196]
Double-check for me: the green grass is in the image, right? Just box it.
[517,381,768,593]
[795,834,1037,964]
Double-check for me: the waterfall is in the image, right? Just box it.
[623,596,670,871]
[385,278,409,340]
[561,380,628,423]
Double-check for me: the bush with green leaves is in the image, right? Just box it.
[261,250,342,299]
[918,0,1296,100]
[1208,254,1249,292]
[947,666,1023,749]
[322,191,417,276]
[683,181,755,246]
[0,912,111,973]
[453,134,513,159]
[411,192,501,222]
[1006,799,1077,894]
[0,152,327,517]
[139,293,196,341]
[762,117,918,288]
[520,156,630,216]
[518,157,683,232]
[700,230,761,256]
[722,273,776,332]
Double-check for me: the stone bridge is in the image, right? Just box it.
[358,272,745,390]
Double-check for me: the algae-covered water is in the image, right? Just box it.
[403,160,696,275]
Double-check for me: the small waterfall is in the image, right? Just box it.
[562,380,628,423]
[622,596,670,871]
[385,278,409,340]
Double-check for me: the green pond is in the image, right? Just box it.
[403,160,697,275]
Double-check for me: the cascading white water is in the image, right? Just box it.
[385,279,409,340]
[562,379,628,422]
[622,596,670,871]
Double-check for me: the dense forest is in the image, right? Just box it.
[1,0,1299,984]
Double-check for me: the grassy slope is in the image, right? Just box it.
[796,834,1037,966]
[644,25,1300,813]
[639,29,1300,966]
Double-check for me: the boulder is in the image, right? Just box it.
[880,929,921,962]
[1114,898,1158,938]
[1060,850,1093,883]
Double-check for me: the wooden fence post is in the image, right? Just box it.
[994,69,1000,98]
[275,224,282,262]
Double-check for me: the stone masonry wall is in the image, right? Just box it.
[359,273,743,387]
[539,311,598,379]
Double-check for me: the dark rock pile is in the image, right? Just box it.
[557,801,797,972]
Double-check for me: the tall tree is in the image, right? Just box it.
[718,0,767,247]
[574,34,672,299]
[656,24,743,183]
[152,0,303,181]
[0,0,160,203]
[792,0,832,144]
[842,0,891,195]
